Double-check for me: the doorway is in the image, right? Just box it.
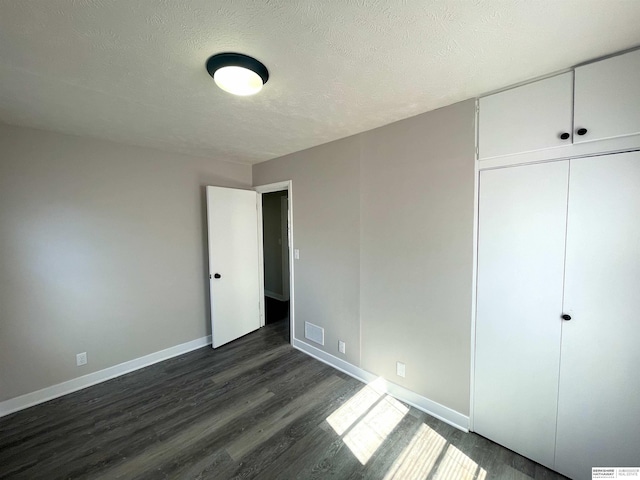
[261,190,289,324]
[256,181,293,344]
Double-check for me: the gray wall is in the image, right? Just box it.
[253,136,362,367]
[262,191,287,296]
[359,100,475,414]
[0,123,251,402]
[253,100,475,414]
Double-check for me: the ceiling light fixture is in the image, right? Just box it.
[206,53,269,96]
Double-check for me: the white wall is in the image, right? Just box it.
[0,123,252,402]
[253,99,475,415]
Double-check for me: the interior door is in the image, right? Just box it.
[475,161,569,468]
[206,186,261,348]
[555,152,640,479]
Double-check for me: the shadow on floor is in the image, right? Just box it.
[265,297,289,325]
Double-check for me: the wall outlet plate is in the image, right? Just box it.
[396,361,406,378]
[76,352,88,366]
[294,249,300,260]
[339,341,346,354]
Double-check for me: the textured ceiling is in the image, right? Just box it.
[1,1,640,165]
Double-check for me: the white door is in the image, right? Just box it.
[555,152,640,479]
[574,49,640,144]
[475,161,569,468]
[478,72,573,160]
[206,186,261,348]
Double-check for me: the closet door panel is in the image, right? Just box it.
[475,161,569,468]
[556,152,640,479]
[478,72,573,160]
[574,49,640,144]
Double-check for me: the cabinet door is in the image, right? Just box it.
[574,49,640,144]
[478,72,573,160]
[475,161,569,468]
[555,152,640,480]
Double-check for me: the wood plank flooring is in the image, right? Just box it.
[0,321,568,479]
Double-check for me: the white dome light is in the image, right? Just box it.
[206,53,269,97]
[213,66,264,96]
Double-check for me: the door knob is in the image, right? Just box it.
[561,314,572,321]
[214,273,221,279]
[576,128,588,136]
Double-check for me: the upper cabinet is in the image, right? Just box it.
[574,49,640,144]
[478,72,573,160]
[478,48,640,163]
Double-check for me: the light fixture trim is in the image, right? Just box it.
[206,52,269,96]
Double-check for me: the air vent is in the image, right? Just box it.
[304,322,324,346]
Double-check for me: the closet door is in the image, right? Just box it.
[573,49,640,144]
[555,151,640,480]
[478,72,573,160]
[475,161,569,468]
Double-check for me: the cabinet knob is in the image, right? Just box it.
[559,132,570,140]
[214,273,221,279]
[576,128,588,136]
[561,314,572,321]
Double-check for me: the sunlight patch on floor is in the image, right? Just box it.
[326,380,384,436]
[382,423,447,479]
[432,444,486,480]
[477,466,488,480]
[342,395,408,464]
[325,377,487,476]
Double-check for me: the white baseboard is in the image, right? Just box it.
[0,335,212,418]
[265,289,287,301]
[292,338,469,432]
[2,333,469,433]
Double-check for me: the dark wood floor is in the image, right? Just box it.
[0,320,567,480]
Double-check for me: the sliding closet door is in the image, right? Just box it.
[475,161,569,468]
[556,152,640,479]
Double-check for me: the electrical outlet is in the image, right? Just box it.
[396,361,406,378]
[76,352,88,366]
[339,341,346,354]
[294,249,300,260]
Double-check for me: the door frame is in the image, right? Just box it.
[280,195,290,301]
[255,180,294,345]
[470,101,480,432]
